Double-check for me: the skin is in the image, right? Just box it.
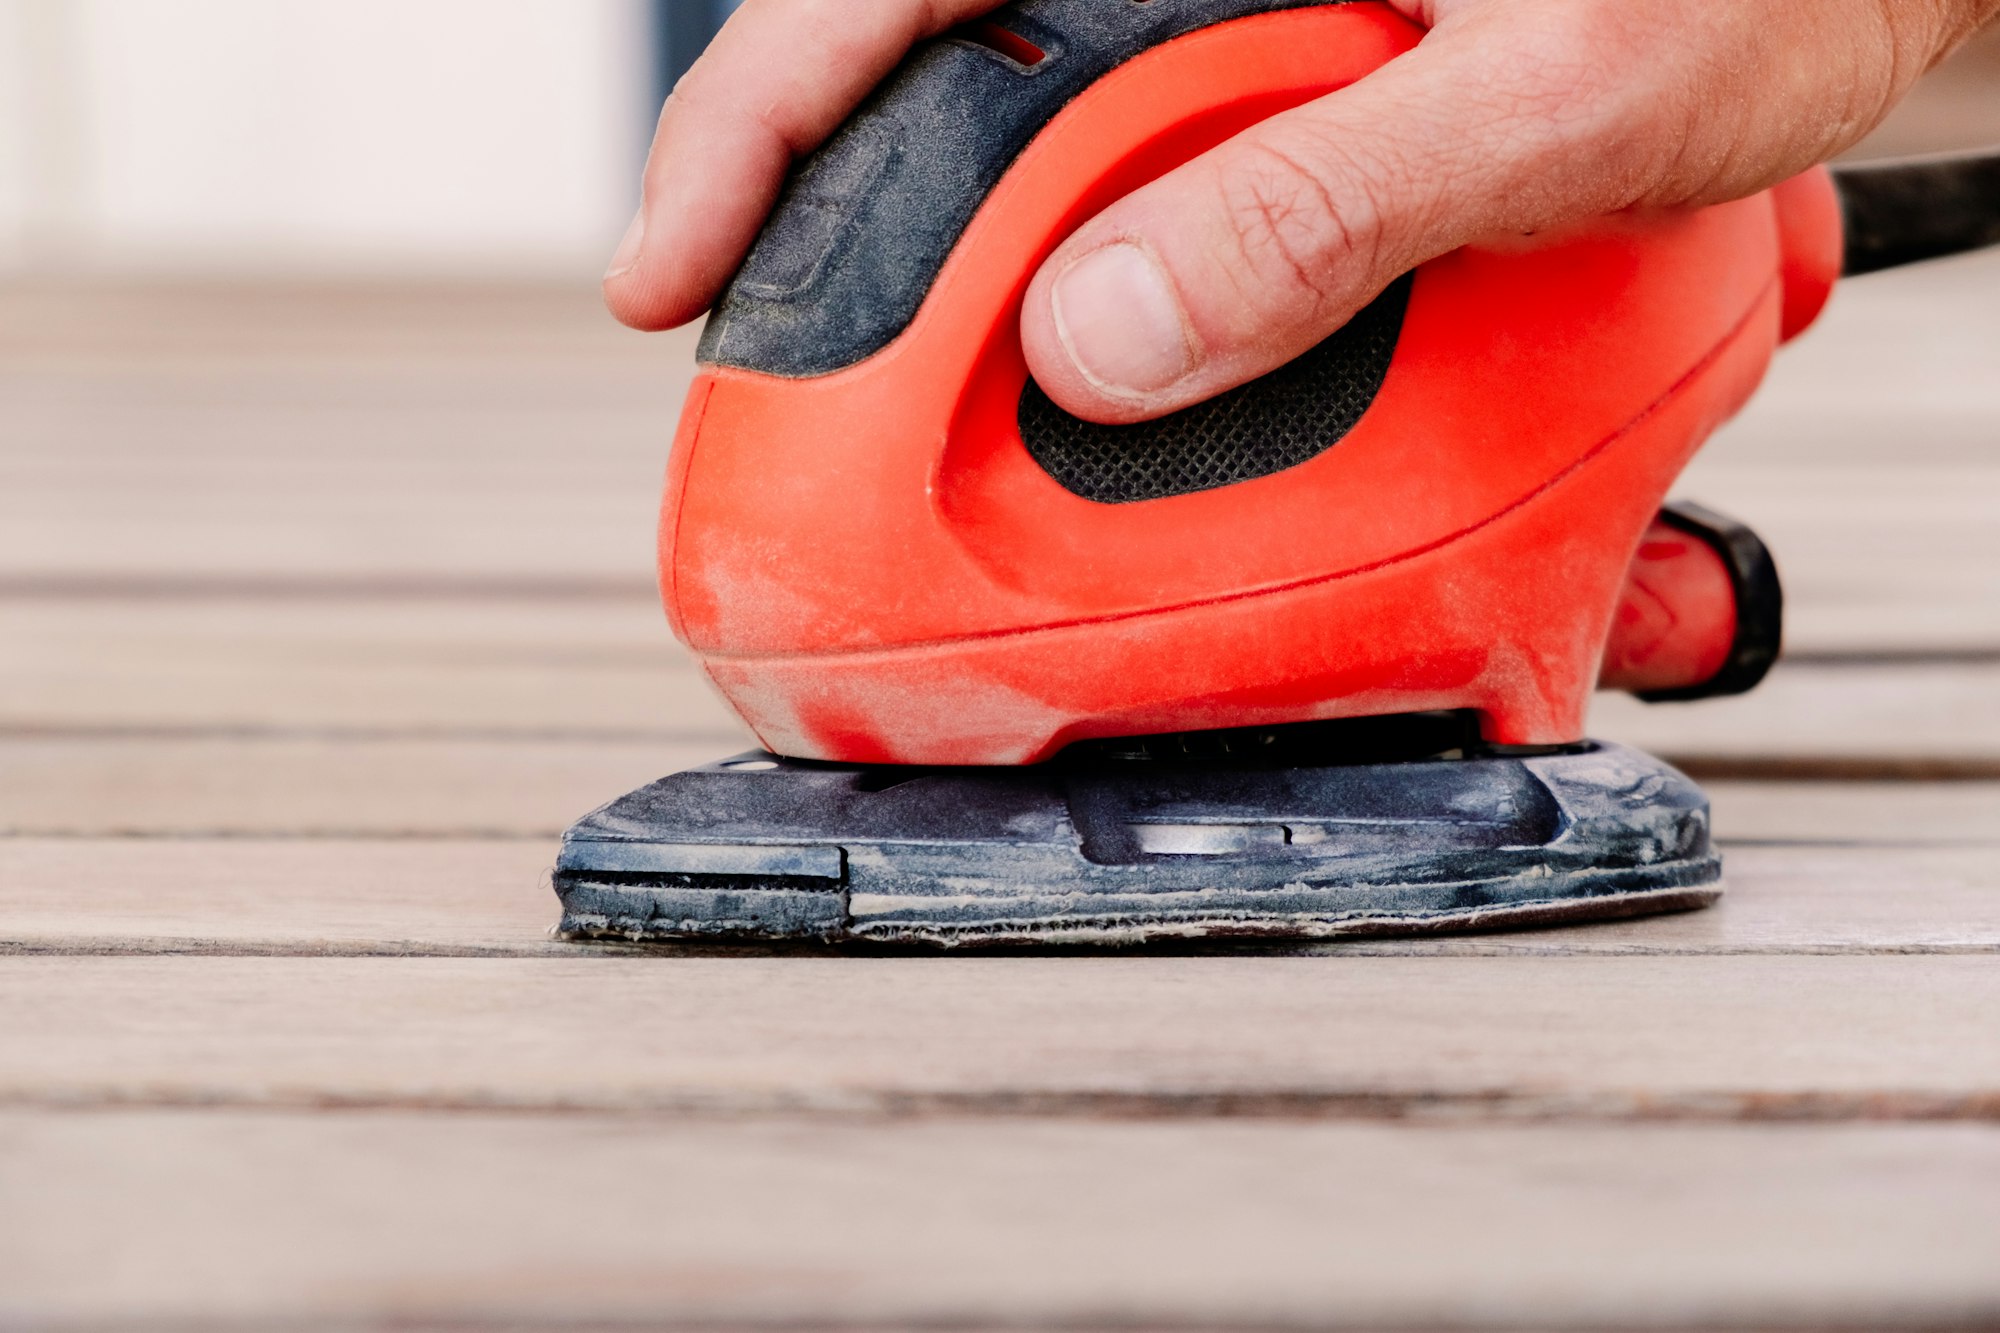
[604,0,2000,425]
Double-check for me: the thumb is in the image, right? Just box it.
[1018,4,1667,425]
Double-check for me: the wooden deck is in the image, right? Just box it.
[3,244,1998,1330]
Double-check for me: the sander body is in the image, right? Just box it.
[554,0,1999,945]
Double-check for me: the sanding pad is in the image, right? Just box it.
[554,723,1720,948]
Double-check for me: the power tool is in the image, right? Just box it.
[555,0,2000,945]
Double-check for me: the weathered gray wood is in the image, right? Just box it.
[2,1110,1997,1329]
[5,954,1997,1117]
[0,838,565,955]
[1676,244,2000,653]
[0,282,697,588]
[5,673,1994,836]
[1,68,1997,1333]
[1672,459,2000,655]
[1707,779,2000,844]
[2,61,1997,1333]
[0,737,731,838]
[0,596,739,737]
[0,376,675,586]
[3,831,1997,958]
[1709,251,2000,472]
[1592,662,2000,773]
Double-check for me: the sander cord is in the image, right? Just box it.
[1834,148,2000,275]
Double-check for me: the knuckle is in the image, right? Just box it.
[1433,13,1680,212]
[1483,21,1643,139]
[1213,137,1388,321]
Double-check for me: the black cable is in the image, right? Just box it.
[1833,149,2000,275]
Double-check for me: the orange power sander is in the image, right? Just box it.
[556,0,2000,945]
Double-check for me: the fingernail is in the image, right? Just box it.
[605,208,646,281]
[1051,242,1197,397]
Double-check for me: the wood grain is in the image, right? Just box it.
[0,735,732,838]
[1592,662,2000,772]
[5,953,1997,1117]
[1675,248,2000,653]
[3,1111,1997,1329]
[2,835,1996,960]
[0,596,736,736]
[0,283,696,587]
[1706,779,2000,844]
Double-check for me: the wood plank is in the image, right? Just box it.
[3,1111,1998,1328]
[0,839,564,956]
[1671,462,2000,654]
[0,372,677,585]
[5,954,1997,1116]
[0,596,739,736]
[1592,663,2000,773]
[1712,250,2000,471]
[1705,779,2000,845]
[0,736,731,838]
[3,824,1998,959]
[1673,246,2000,654]
[0,281,697,587]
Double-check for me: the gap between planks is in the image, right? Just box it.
[4,1087,1997,1127]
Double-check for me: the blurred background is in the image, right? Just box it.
[3,0,1994,281]
[0,0,747,277]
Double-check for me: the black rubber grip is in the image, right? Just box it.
[1019,275,1411,502]
[1834,151,2000,277]
[698,0,1355,378]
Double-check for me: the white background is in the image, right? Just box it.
[0,0,651,276]
[2,3,1996,279]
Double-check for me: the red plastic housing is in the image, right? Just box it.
[1599,519,1741,696]
[661,3,1841,765]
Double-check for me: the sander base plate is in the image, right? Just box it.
[553,734,1721,948]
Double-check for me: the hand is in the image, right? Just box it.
[604,0,1998,424]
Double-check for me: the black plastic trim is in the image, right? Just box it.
[1638,500,1785,703]
[1833,150,2000,277]
[697,0,1356,378]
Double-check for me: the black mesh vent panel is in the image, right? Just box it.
[1019,273,1412,503]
